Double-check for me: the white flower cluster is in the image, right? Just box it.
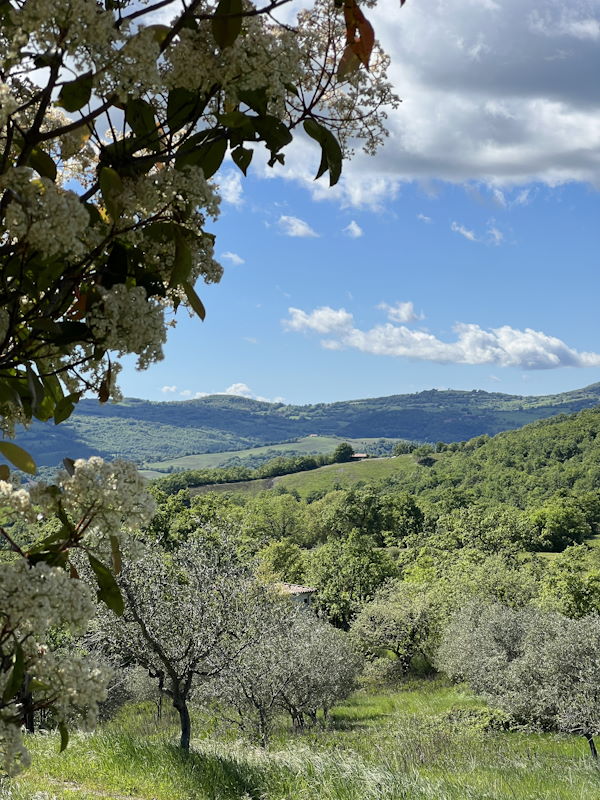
[0,82,18,132]
[0,560,101,775]
[12,0,118,72]
[1,169,90,261]
[166,15,303,116]
[55,457,155,539]
[116,165,223,286]
[0,560,94,641]
[34,651,109,730]
[97,26,161,101]
[0,481,38,524]
[86,284,166,370]
[0,717,30,776]
[1,457,154,544]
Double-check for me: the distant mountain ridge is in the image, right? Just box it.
[17,382,600,468]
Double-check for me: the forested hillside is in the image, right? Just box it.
[16,382,600,468]
[396,406,600,508]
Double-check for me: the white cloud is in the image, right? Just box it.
[417,213,432,223]
[218,170,243,205]
[161,385,177,393]
[284,306,354,334]
[269,0,600,203]
[451,221,478,241]
[180,389,192,397]
[225,382,253,398]
[343,220,364,238]
[278,215,319,238]
[221,251,245,265]
[378,301,423,324]
[284,305,600,370]
[487,225,504,245]
[223,382,283,404]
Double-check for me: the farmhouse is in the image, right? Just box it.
[277,583,317,608]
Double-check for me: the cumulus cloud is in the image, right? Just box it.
[283,305,600,370]
[378,301,424,324]
[161,385,177,393]
[284,306,354,334]
[224,383,283,403]
[221,251,245,265]
[278,215,319,237]
[417,213,432,223]
[270,0,600,204]
[451,222,478,241]
[343,220,364,238]
[218,170,243,205]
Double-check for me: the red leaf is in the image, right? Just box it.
[341,0,375,72]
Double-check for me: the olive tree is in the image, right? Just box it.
[93,537,256,750]
[351,580,433,673]
[204,594,361,744]
[437,602,600,758]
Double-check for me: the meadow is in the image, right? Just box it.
[7,679,600,800]
[141,437,397,477]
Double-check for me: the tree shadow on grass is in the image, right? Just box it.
[166,745,267,800]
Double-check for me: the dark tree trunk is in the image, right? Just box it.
[19,675,35,734]
[584,733,598,759]
[173,694,191,750]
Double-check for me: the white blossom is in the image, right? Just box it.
[87,285,166,370]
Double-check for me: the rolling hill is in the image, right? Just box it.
[15,382,600,470]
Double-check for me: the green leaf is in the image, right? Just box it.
[0,464,9,480]
[175,137,227,178]
[0,442,36,474]
[125,98,159,150]
[252,116,292,159]
[212,0,243,50]
[62,457,75,476]
[170,232,193,287]
[57,73,93,112]
[0,380,21,408]
[2,643,25,703]
[238,87,268,115]
[167,88,205,134]
[231,146,253,176]
[99,167,124,221]
[218,110,250,128]
[88,553,124,616]
[58,721,69,753]
[29,147,57,181]
[54,393,80,425]
[182,281,206,321]
[302,119,343,186]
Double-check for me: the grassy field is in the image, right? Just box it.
[8,678,599,800]
[140,437,398,477]
[275,455,421,497]
[188,455,422,499]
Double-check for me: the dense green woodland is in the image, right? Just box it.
[7,401,600,798]
[16,382,600,468]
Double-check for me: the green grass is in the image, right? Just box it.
[189,455,422,498]
[8,679,600,800]
[275,455,421,497]
[140,437,398,476]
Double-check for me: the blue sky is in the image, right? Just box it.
[119,0,600,406]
